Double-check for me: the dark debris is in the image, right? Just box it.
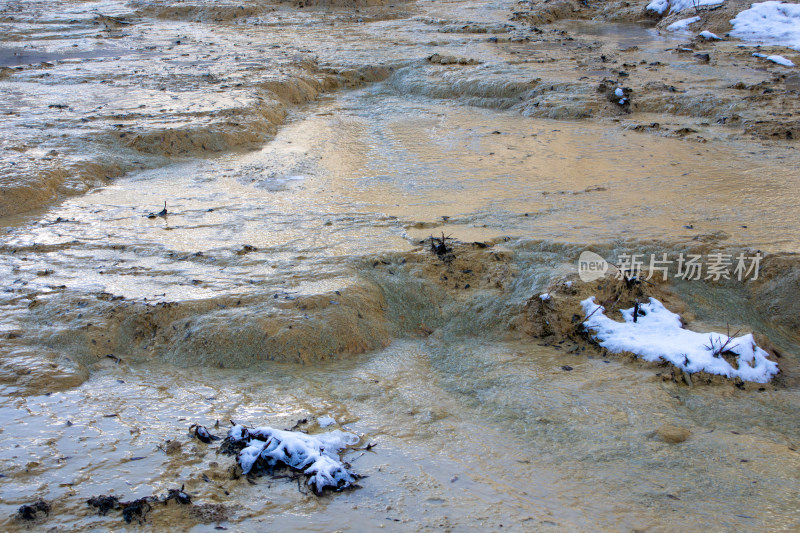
[17,499,50,521]
[87,495,120,516]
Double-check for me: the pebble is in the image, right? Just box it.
[656,424,690,444]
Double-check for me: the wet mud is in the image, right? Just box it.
[1,0,799,530]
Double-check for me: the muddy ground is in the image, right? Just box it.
[508,0,799,139]
[2,0,800,531]
[1,0,798,218]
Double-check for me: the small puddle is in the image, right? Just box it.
[557,21,683,49]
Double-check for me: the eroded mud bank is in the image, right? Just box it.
[0,0,397,217]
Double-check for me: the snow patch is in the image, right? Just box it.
[699,30,721,40]
[766,54,794,65]
[752,52,795,65]
[227,424,360,493]
[581,297,779,383]
[666,16,701,32]
[730,1,800,51]
[648,0,725,15]
[539,293,552,302]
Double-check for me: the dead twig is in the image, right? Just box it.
[429,232,454,263]
[704,323,742,357]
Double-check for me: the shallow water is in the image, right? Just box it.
[1,0,799,531]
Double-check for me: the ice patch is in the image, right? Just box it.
[647,0,725,15]
[318,415,336,427]
[227,424,360,493]
[730,1,800,50]
[666,16,701,31]
[581,297,779,383]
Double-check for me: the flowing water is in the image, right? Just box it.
[1,0,799,531]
